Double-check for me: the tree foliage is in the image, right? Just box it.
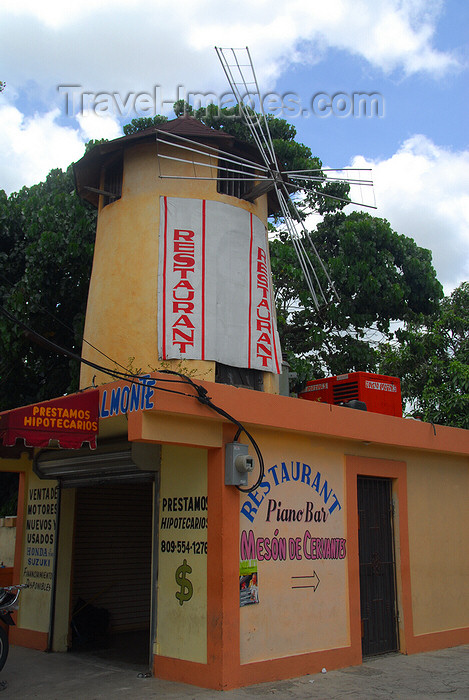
[379,282,469,428]
[0,167,96,411]
[270,211,443,386]
[84,138,109,153]
[123,115,168,135]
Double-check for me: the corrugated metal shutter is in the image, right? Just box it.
[34,441,160,487]
[72,482,153,632]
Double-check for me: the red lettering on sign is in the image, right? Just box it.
[173,314,195,329]
[170,228,197,353]
[173,301,194,313]
[174,229,195,241]
[254,247,273,365]
[173,253,194,268]
[173,328,195,352]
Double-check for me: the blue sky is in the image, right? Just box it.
[0,0,468,292]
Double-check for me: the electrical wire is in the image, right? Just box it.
[0,305,265,492]
[0,271,132,375]
[158,369,265,492]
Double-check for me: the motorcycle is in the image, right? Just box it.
[0,584,28,672]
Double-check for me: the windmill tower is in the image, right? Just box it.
[74,48,373,395]
[74,114,283,393]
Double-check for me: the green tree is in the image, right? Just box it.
[0,167,96,411]
[84,138,108,153]
[123,115,168,136]
[380,282,469,428]
[270,211,443,387]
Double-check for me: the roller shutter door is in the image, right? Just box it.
[34,441,160,488]
[72,482,153,632]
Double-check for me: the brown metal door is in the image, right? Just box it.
[358,476,398,656]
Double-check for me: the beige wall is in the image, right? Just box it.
[156,444,208,663]
[238,425,469,662]
[406,453,469,635]
[239,431,349,663]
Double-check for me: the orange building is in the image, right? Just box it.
[1,118,468,690]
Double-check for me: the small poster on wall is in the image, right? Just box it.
[239,559,259,607]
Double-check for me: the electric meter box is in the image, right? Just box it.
[299,371,402,417]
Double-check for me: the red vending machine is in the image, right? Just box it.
[298,372,402,417]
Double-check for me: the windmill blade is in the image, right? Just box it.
[215,48,376,205]
[297,185,377,210]
[215,46,277,169]
[282,185,340,304]
[212,46,377,310]
[275,189,321,310]
[273,182,340,311]
[154,128,273,189]
[157,151,272,182]
[276,201,320,308]
[286,168,376,209]
[155,129,270,174]
[286,172,374,186]
[284,167,373,182]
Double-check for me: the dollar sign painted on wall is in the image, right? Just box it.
[175,558,193,605]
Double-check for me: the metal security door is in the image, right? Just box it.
[358,477,398,656]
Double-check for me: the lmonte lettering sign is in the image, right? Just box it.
[100,376,156,418]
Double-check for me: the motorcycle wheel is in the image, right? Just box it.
[0,625,9,672]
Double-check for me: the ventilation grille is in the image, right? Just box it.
[333,381,359,404]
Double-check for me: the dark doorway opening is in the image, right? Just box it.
[0,472,19,520]
[357,476,399,656]
[70,482,153,669]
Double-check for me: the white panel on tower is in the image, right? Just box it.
[158,197,282,374]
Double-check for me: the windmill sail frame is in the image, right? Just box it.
[153,46,376,310]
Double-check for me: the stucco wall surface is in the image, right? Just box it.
[238,432,348,664]
[406,453,469,635]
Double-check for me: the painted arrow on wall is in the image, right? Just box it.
[291,572,320,591]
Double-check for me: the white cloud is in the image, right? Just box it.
[0,0,459,116]
[0,0,459,200]
[0,103,121,194]
[349,136,469,292]
[0,105,84,193]
[191,0,458,79]
[76,111,122,141]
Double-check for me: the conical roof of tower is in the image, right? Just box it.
[73,115,263,207]
[151,114,236,141]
